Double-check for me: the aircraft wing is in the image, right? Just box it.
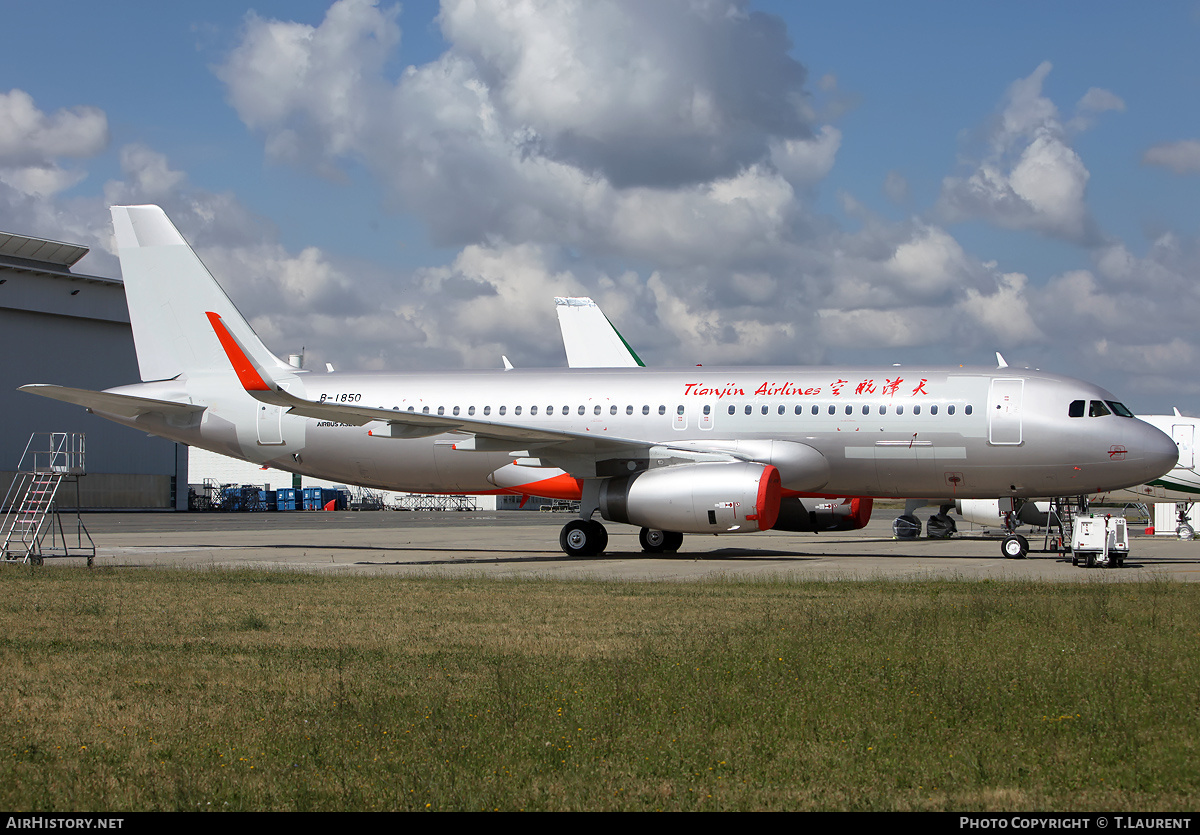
[19,384,207,419]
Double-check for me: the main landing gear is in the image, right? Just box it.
[557,520,687,556]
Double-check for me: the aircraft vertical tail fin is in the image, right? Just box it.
[110,205,286,382]
[554,296,644,368]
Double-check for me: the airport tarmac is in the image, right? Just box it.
[19,509,1200,581]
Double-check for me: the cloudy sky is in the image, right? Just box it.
[2,0,1199,413]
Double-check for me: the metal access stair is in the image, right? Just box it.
[1,433,94,566]
[1043,496,1086,556]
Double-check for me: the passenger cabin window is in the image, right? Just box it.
[514,406,522,415]
[530,406,538,415]
[641,405,649,415]
[729,405,736,415]
[595,406,601,415]
[930,405,938,415]
[483,406,491,416]
[1089,400,1110,417]
[745,405,753,415]
[1069,400,1085,418]
[658,405,666,416]
[610,405,617,415]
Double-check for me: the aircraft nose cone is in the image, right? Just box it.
[1136,421,1179,482]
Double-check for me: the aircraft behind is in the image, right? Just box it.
[20,206,1179,558]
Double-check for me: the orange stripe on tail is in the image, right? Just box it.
[206,312,272,391]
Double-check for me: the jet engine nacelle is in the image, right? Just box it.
[774,496,873,532]
[955,498,1055,528]
[599,462,781,534]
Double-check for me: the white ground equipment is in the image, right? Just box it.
[1070,514,1128,568]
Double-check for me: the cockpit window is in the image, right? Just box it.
[1106,401,1135,418]
[1069,400,1085,418]
[1089,400,1111,417]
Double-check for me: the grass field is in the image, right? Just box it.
[2,567,1197,811]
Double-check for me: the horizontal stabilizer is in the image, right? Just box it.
[19,384,206,419]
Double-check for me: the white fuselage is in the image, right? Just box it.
[105,364,1178,502]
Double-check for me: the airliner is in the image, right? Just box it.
[20,205,1178,558]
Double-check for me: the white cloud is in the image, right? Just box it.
[0,89,107,163]
[1143,140,1200,175]
[938,62,1100,244]
[0,89,108,198]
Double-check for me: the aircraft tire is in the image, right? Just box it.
[639,528,685,553]
[1178,524,1194,541]
[1001,534,1028,559]
[927,513,956,539]
[561,519,606,557]
[892,514,922,539]
[640,528,667,553]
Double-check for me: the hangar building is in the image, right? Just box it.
[0,228,186,509]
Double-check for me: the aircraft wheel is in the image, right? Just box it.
[927,513,956,539]
[1001,534,1028,559]
[892,514,921,539]
[1178,524,1194,541]
[560,519,606,557]
[639,528,685,553]
[640,528,667,553]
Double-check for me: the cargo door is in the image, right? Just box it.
[256,403,284,445]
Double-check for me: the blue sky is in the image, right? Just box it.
[2,0,1198,413]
